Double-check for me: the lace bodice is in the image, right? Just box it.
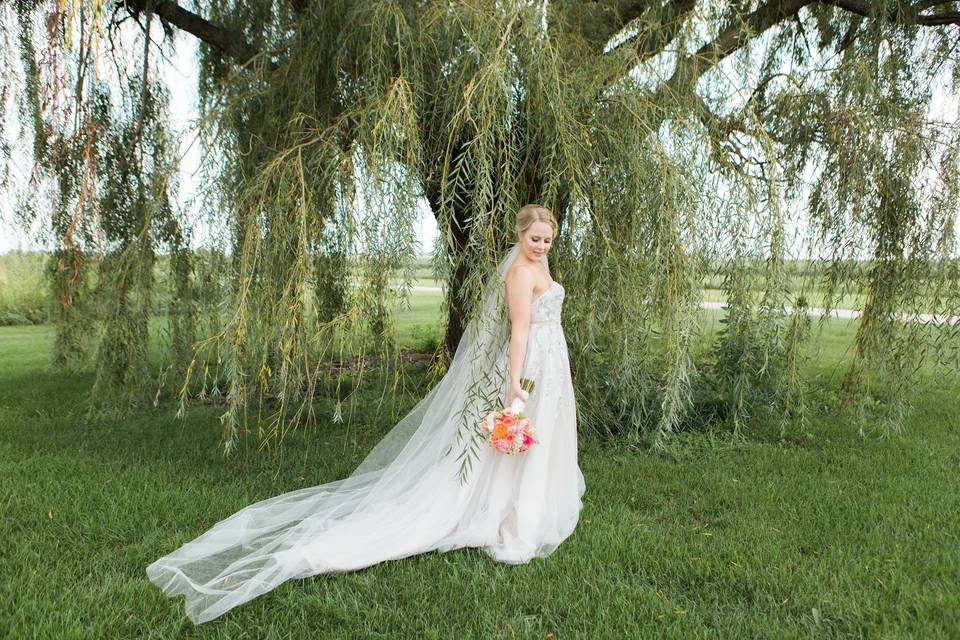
[529,281,564,326]
[516,280,566,383]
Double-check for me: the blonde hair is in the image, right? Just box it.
[515,204,558,239]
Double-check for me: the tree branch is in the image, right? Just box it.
[602,0,696,59]
[660,0,815,101]
[607,0,957,107]
[910,0,950,12]
[821,0,960,26]
[132,11,151,155]
[120,0,269,67]
[634,0,697,62]
[595,0,697,103]
[612,1,655,25]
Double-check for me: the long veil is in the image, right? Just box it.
[146,242,549,624]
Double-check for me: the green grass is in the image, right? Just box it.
[1,296,958,638]
[0,252,49,326]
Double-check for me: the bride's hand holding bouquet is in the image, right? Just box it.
[480,378,537,454]
[506,377,531,412]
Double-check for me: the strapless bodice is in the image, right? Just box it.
[529,281,564,326]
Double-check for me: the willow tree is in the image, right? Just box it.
[5,0,959,452]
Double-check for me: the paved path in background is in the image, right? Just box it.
[698,301,959,325]
[408,285,960,325]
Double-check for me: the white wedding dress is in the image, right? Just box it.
[146,246,585,624]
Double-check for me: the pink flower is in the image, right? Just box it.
[483,401,537,455]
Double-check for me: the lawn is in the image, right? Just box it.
[1,295,958,638]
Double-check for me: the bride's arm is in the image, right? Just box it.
[505,266,535,405]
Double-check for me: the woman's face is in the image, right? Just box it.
[520,221,554,262]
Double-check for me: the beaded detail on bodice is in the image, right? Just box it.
[529,281,564,326]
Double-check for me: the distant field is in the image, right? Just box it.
[0,251,919,328]
[0,252,48,325]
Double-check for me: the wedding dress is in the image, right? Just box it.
[146,243,585,624]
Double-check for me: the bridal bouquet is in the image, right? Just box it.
[479,378,538,454]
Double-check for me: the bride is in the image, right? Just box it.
[146,204,586,623]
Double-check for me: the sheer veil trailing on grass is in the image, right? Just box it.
[146,243,585,624]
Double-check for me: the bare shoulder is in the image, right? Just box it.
[505,263,536,290]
